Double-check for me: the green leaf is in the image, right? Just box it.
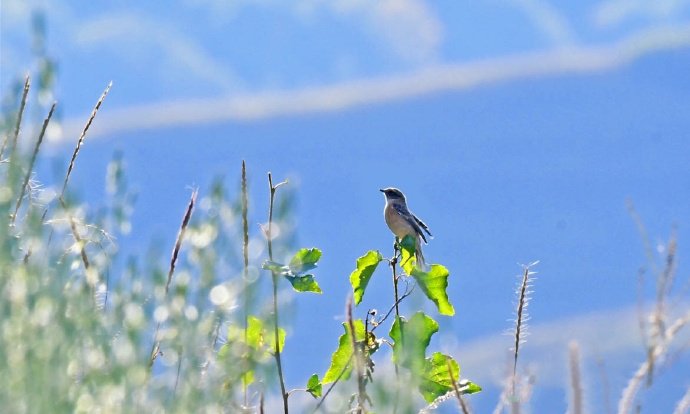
[306,373,322,398]
[399,235,417,274]
[461,380,482,394]
[289,248,322,273]
[389,312,438,374]
[285,274,322,293]
[262,260,288,274]
[349,250,383,305]
[243,316,286,353]
[246,316,264,349]
[411,265,455,316]
[242,370,255,387]
[323,320,366,384]
[418,352,459,402]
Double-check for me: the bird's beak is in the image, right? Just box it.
[379,188,385,193]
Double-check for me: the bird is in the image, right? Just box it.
[380,187,432,269]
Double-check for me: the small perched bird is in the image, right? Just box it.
[380,187,432,268]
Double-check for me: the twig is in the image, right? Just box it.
[347,297,367,414]
[372,282,415,333]
[0,75,30,160]
[149,189,197,368]
[267,172,289,414]
[447,356,470,414]
[390,243,403,414]
[242,160,250,406]
[11,102,55,224]
[313,354,354,413]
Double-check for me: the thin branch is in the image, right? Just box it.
[313,354,354,413]
[447,356,470,414]
[390,242,403,414]
[347,297,367,414]
[267,172,289,414]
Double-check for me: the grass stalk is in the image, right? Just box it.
[11,102,55,224]
[60,82,112,197]
[149,189,197,368]
[267,172,289,414]
[0,75,30,160]
[568,341,583,414]
[241,160,250,406]
[618,310,690,414]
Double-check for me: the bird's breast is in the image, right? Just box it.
[384,204,415,239]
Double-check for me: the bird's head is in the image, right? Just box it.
[379,187,406,202]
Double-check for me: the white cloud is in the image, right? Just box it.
[593,0,690,28]
[73,12,242,92]
[53,23,690,142]
[183,0,444,64]
[509,0,578,46]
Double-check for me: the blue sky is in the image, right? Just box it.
[3,0,690,412]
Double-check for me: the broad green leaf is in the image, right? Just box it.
[285,274,322,293]
[349,250,383,305]
[418,352,459,402]
[306,373,322,398]
[289,248,322,273]
[389,312,438,374]
[323,320,366,384]
[411,265,455,316]
[240,316,286,353]
[399,235,417,274]
[246,316,264,349]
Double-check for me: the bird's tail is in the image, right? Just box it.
[415,237,427,270]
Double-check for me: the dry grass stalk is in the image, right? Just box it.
[11,102,56,224]
[0,75,30,160]
[618,310,690,414]
[512,263,537,403]
[568,341,584,414]
[672,386,690,414]
[60,81,112,197]
[149,189,198,367]
[242,160,250,405]
[165,189,197,294]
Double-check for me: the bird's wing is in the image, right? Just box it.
[393,203,428,244]
[412,214,433,238]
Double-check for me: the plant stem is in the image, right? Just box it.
[390,242,402,414]
[241,161,249,406]
[267,172,289,414]
[347,298,366,414]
